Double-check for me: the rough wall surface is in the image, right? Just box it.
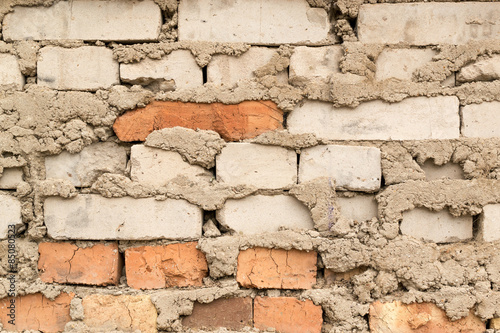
[0,0,499,332]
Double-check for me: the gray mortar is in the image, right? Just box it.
[1,0,500,332]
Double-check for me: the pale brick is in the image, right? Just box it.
[458,55,500,82]
[120,50,203,89]
[45,142,127,187]
[44,195,202,240]
[0,54,24,90]
[401,208,473,243]
[178,0,330,45]
[216,195,313,235]
[369,301,485,333]
[37,46,119,91]
[131,145,212,186]
[3,0,161,42]
[358,3,500,45]
[299,145,381,192]
[289,46,363,84]
[479,204,500,242]
[0,193,22,239]
[83,295,157,333]
[421,161,464,181]
[0,168,23,189]
[207,47,288,87]
[462,102,500,138]
[337,195,378,221]
[216,143,297,190]
[376,49,436,81]
[288,97,460,140]
[290,46,342,83]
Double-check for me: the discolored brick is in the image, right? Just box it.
[369,301,485,333]
[236,247,317,289]
[182,298,253,330]
[125,242,208,290]
[83,294,157,333]
[112,100,283,142]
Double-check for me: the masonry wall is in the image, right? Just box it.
[0,0,500,332]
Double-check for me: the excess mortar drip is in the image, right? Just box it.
[0,0,500,332]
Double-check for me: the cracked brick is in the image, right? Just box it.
[125,242,208,290]
[38,242,122,286]
[82,294,157,333]
[236,247,317,289]
[0,293,73,332]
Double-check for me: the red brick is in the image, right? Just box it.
[125,242,208,289]
[254,297,322,333]
[182,298,253,330]
[0,293,73,333]
[38,242,122,286]
[112,100,283,142]
[369,301,485,333]
[236,247,317,289]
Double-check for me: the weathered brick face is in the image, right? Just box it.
[0,293,73,332]
[125,242,208,289]
[38,242,122,286]
[113,101,284,142]
[1,0,499,331]
[236,248,317,289]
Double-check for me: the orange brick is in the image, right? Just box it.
[0,293,73,333]
[112,100,283,142]
[38,242,122,286]
[125,242,208,289]
[182,298,253,330]
[369,301,485,333]
[254,297,322,333]
[236,247,317,289]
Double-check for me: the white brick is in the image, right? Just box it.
[421,161,463,181]
[289,46,364,84]
[45,142,127,187]
[479,204,500,242]
[0,168,23,189]
[216,195,313,235]
[0,194,22,239]
[44,195,202,240]
[178,0,330,45]
[375,49,436,81]
[216,143,296,190]
[208,47,288,87]
[287,97,460,140]
[337,195,378,221]
[462,102,500,138]
[3,0,161,42]
[0,54,24,90]
[120,50,203,89]
[457,55,500,83]
[358,3,500,45]
[299,145,381,192]
[131,145,212,186]
[401,208,472,243]
[38,46,119,91]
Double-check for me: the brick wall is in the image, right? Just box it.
[0,0,500,332]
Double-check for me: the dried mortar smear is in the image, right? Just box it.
[0,0,500,332]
